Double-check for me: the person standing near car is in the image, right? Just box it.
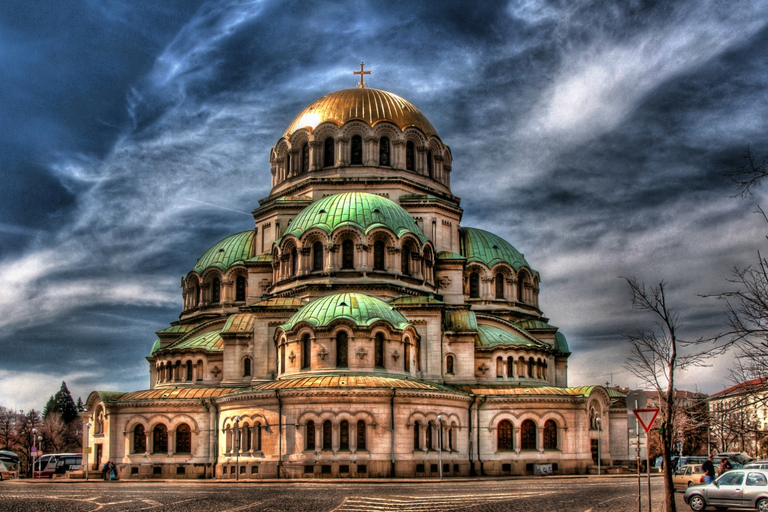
[702,454,716,484]
[719,457,732,475]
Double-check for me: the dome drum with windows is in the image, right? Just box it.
[84,65,625,481]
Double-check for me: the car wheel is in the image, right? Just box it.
[757,498,768,512]
[689,495,706,511]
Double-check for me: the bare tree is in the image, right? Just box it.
[725,146,768,198]
[623,278,726,512]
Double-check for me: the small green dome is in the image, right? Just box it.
[150,339,161,356]
[282,193,426,243]
[476,324,541,349]
[459,227,532,271]
[555,332,570,354]
[281,292,411,332]
[191,231,256,275]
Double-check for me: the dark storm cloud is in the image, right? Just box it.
[1,0,768,407]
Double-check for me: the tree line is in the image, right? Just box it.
[0,381,84,476]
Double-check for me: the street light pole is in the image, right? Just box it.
[36,436,42,476]
[31,428,37,479]
[596,417,601,477]
[234,416,241,482]
[437,414,444,481]
[85,422,92,481]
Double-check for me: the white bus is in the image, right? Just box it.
[0,450,20,480]
[33,453,82,479]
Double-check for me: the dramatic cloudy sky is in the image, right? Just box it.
[2,0,768,411]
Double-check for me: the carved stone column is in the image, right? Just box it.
[392,140,405,170]
[514,427,521,455]
[537,426,544,453]
[357,243,370,271]
[337,137,349,166]
[298,247,310,275]
[364,136,377,166]
[309,140,322,171]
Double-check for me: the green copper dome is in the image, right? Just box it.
[191,231,256,275]
[476,324,541,349]
[459,227,533,271]
[555,332,571,354]
[281,292,411,332]
[282,193,426,243]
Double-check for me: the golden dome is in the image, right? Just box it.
[283,88,438,139]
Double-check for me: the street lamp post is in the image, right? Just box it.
[31,428,37,479]
[85,422,92,481]
[234,416,241,481]
[596,417,601,477]
[437,414,444,481]
[36,436,42,476]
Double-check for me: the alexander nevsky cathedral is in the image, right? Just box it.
[84,65,628,479]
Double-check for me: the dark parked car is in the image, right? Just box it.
[684,469,768,511]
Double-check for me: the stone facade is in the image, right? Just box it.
[83,81,626,479]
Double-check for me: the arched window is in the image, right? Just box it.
[495,274,504,299]
[286,152,291,175]
[301,142,309,173]
[497,420,514,451]
[340,420,349,450]
[235,275,246,301]
[254,422,262,451]
[324,137,334,167]
[302,334,311,370]
[415,338,421,371]
[342,239,355,269]
[518,356,525,377]
[507,356,514,378]
[406,141,415,171]
[544,420,558,450]
[374,333,384,368]
[401,245,411,275]
[312,241,324,271]
[153,424,168,453]
[291,247,298,276]
[357,420,367,450]
[379,136,390,166]
[413,421,421,450]
[193,282,200,307]
[426,421,434,450]
[242,423,251,451]
[350,135,363,165]
[211,278,221,303]
[446,355,454,374]
[521,420,536,450]
[427,149,433,178]
[528,357,534,378]
[404,342,411,372]
[448,425,454,450]
[95,407,104,434]
[336,331,348,368]
[469,272,480,298]
[280,344,286,374]
[133,425,146,453]
[322,420,332,451]
[543,360,548,380]
[373,240,385,271]
[196,360,203,381]
[306,420,315,450]
[176,424,191,454]
[496,357,503,378]
[517,274,525,302]
[243,357,252,377]
[186,360,193,381]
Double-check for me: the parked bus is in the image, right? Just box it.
[0,450,20,480]
[33,453,82,479]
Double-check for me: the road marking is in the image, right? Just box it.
[334,491,554,512]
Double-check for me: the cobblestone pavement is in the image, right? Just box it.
[0,477,699,512]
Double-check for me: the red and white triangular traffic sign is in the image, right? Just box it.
[633,408,660,433]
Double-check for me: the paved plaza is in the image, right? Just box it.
[0,476,695,512]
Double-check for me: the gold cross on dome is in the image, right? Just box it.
[353,62,371,88]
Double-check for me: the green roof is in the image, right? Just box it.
[516,320,557,331]
[436,251,466,261]
[459,227,532,271]
[281,292,411,332]
[555,332,570,354]
[160,330,224,353]
[150,339,161,356]
[387,295,444,306]
[476,324,541,349]
[282,193,426,243]
[443,310,478,332]
[191,230,256,275]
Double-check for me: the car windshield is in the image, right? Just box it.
[717,471,745,486]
